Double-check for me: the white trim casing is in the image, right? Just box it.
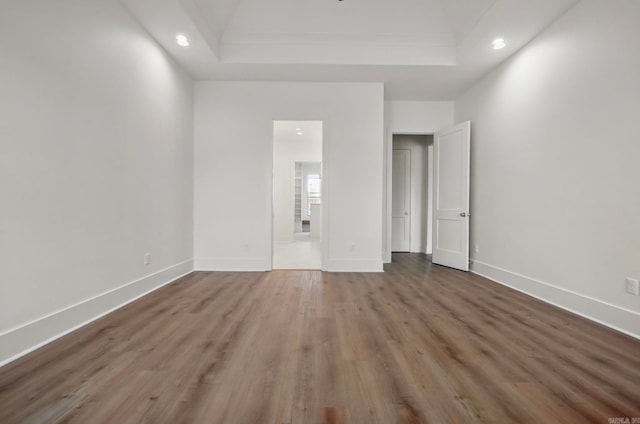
[269,118,330,272]
[471,260,640,340]
[0,260,194,367]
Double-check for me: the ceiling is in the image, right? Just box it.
[121,0,578,100]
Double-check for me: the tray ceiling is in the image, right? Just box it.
[121,0,578,99]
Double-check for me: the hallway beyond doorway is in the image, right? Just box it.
[272,120,323,270]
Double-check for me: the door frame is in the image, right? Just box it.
[384,131,433,263]
[268,118,329,271]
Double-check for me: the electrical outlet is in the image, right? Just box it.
[625,278,639,296]
[474,244,479,253]
[144,253,151,266]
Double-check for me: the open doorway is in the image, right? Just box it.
[391,134,434,255]
[272,121,323,269]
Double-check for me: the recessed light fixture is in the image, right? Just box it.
[297,131,303,136]
[492,38,506,50]
[295,128,301,131]
[176,34,190,47]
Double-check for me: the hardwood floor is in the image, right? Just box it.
[1,253,639,423]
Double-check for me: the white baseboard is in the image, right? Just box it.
[326,258,384,272]
[194,257,383,272]
[471,259,640,340]
[194,257,269,272]
[0,260,194,368]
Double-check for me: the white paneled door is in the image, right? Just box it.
[392,149,411,252]
[432,121,471,271]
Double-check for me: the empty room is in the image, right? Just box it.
[1,0,639,423]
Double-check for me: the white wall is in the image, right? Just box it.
[392,135,433,254]
[383,101,454,262]
[455,0,640,337]
[0,0,194,365]
[386,101,454,134]
[273,125,322,243]
[194,82,384,272]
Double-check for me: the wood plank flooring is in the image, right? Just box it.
[1,253,639,423]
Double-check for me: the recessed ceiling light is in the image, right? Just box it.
[297,131,303,135]
[492,38,506,50]
[295,128,301,131]
[176,34,190,47]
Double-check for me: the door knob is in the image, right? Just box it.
[459,212,467,217]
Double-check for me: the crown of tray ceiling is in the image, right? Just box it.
[122,0,579,99]
[181,0,498,65]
